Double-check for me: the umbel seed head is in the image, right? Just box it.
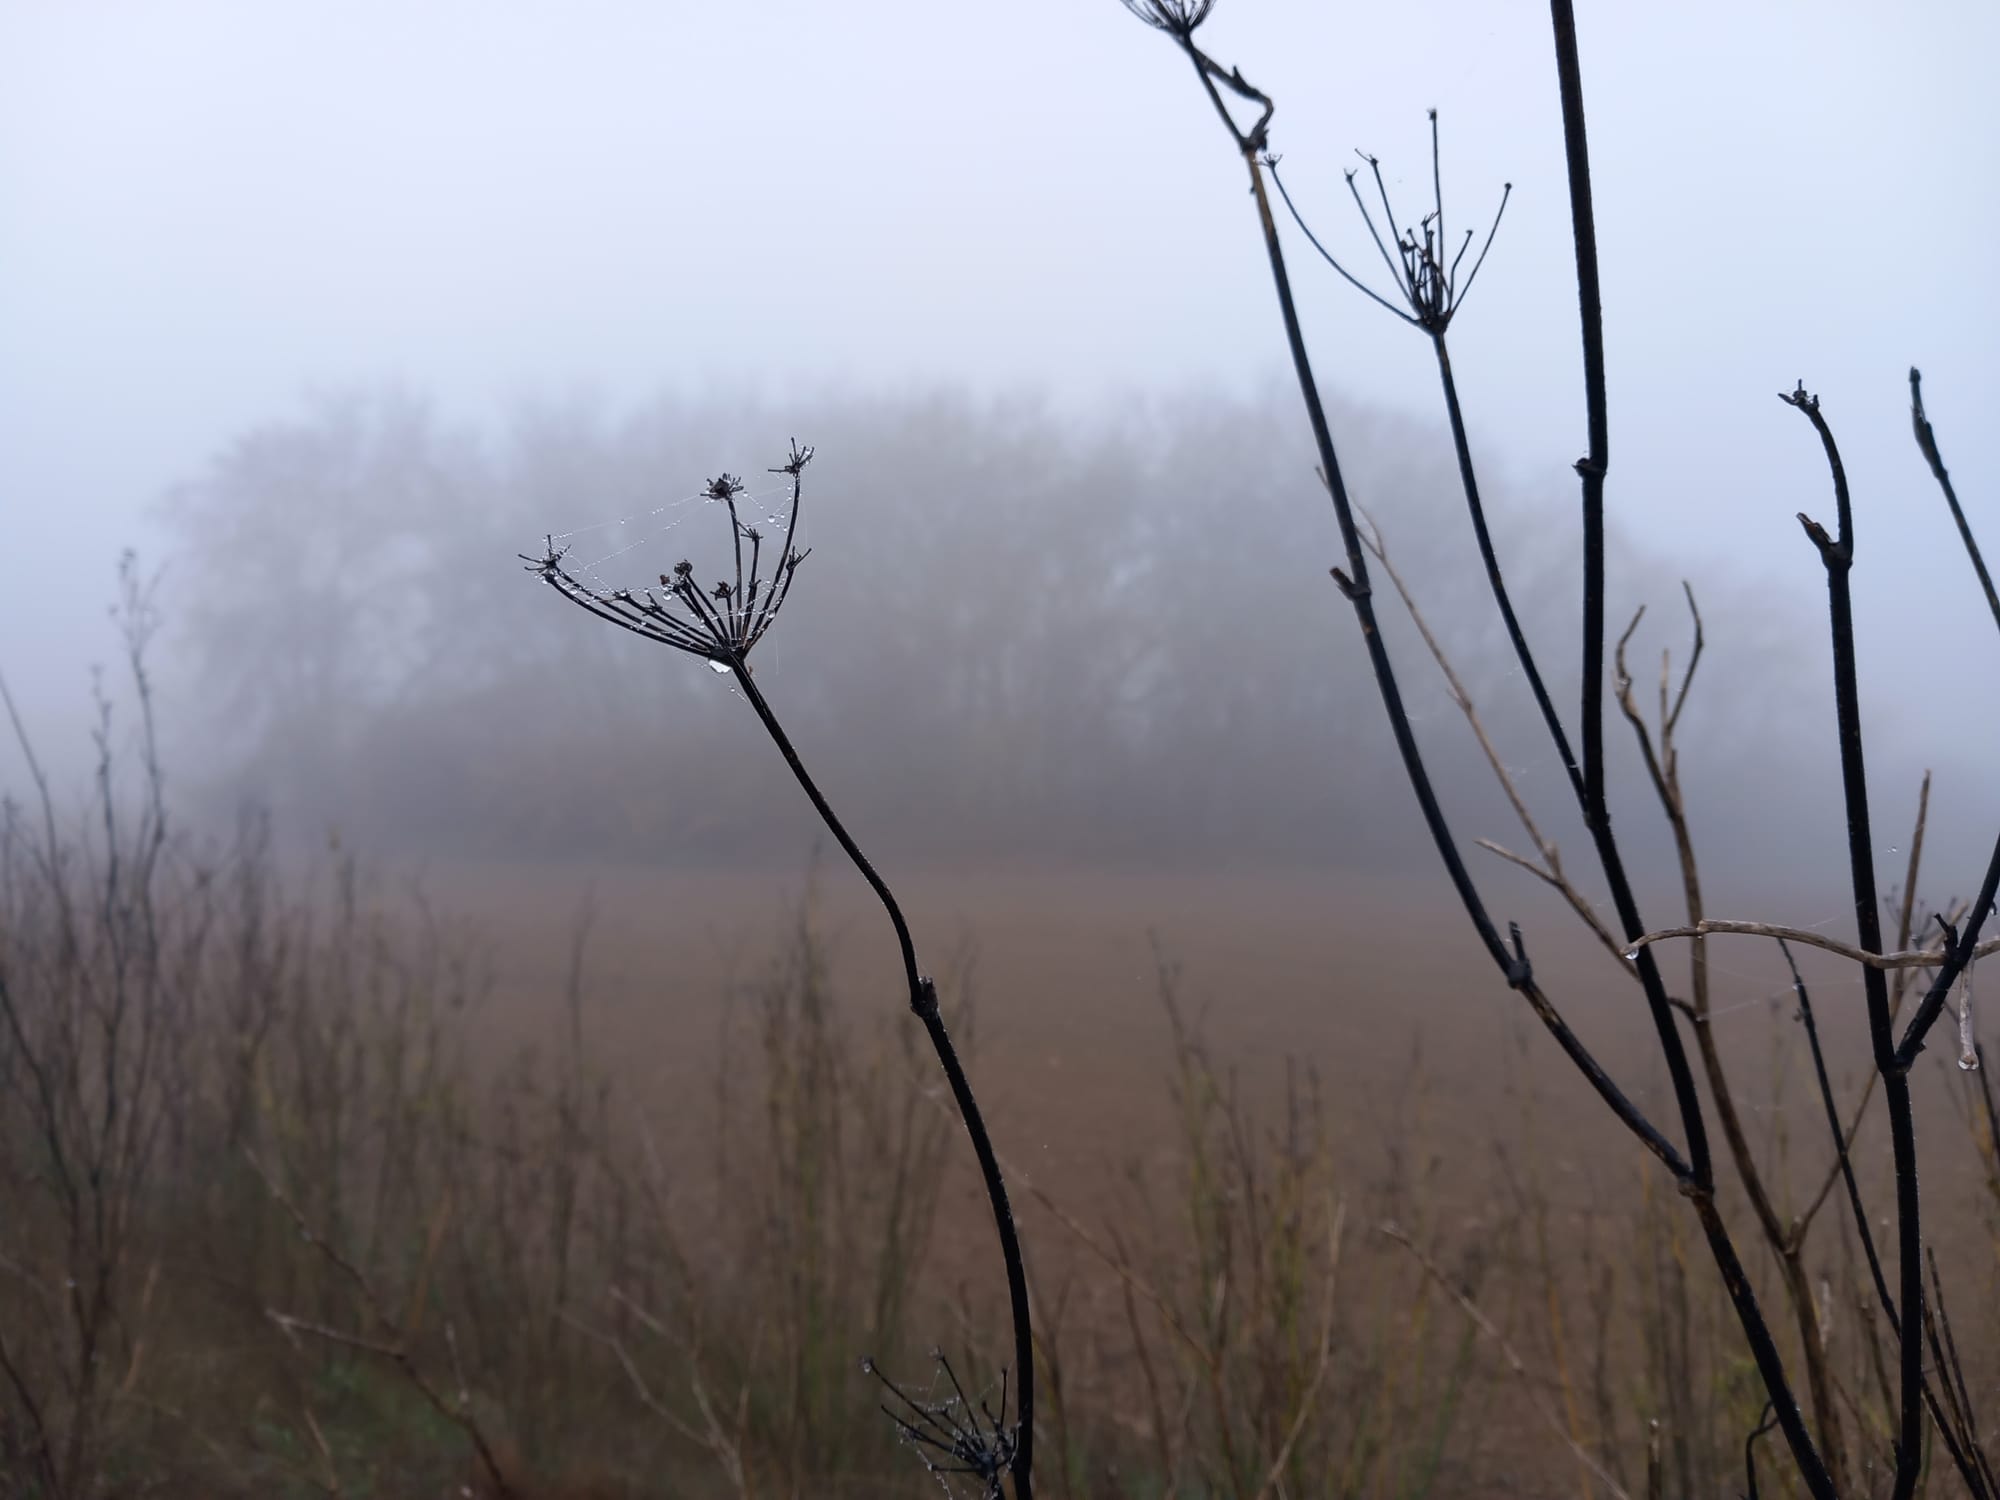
[1121,0,1215,37]
[524,441,817,668]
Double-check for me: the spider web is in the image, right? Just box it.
[535,476,803,601]
[527,467,811,674]
[866,1353,1018,1500]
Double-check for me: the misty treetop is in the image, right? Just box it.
[164,385,1826,867]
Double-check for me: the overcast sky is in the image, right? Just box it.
[2,1,1995,774]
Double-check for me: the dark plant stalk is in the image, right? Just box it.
[1785,384,1936,1500]
[1898,841,2000,1070]
[1611,606,1849,1486]
[1787,941,1894,1321]
[1910,367,2000,632]
[1744,1403,1778,1500]
[527,449,1029,1492]
[1269,82,1836,1474]
[1543,1,1723,1199]
[1431,333,1583,801]
[1925,1248,1999,1496]
[1544,8,1831,1488]
[1237,111,1687,1180]
[726,655,1035,1500]
[1126,8,2000,1492]
[1891,368,2000,1060]
[1786,941,1994,1500]
[1547,1,1607,823]
[1921,1253,1994,1498]
[1146,9,1829,1481]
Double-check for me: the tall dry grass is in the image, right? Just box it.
[3,623,1997,1498]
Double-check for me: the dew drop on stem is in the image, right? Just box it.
[1957,961,1979,1071]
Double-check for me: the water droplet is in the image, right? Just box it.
[1956,960,1978,1069]
[1623,947,1640,963]
[708,660,730,675]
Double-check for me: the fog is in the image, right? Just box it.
[2,1,1995,909]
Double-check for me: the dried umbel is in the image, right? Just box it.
[522,439,815,668]
[863,1353,1020,1500]
[1118,0,1215,38]
[1267,112,1510,336]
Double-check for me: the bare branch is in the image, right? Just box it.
[1626,920,2000,973]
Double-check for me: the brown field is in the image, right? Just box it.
[5,835,1997,1499]
[458,854,1984,1212]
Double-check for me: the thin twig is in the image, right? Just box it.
[1356,503,1618,960]
[1378,1222,1632,1500]
[1625,920,2000,972]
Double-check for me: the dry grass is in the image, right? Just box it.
[3,688,1997,1498]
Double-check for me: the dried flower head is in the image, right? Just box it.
[1119,0,1215,37]
[1267,111,1510,335]
[863,1353,1018,1500]
[522,440,816,670]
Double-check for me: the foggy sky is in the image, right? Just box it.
[2,2,1995,797]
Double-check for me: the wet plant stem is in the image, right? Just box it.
[1430,332,1581,802]
[1233,146,1683,1179]
[1788,942,1994,1497]
[1546,6,1829,1489]
[1787,384,1955,1500]
[726,654,1036,1500]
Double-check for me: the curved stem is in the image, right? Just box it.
[1145,14,1830,1491]
[1785,388,1920,1498]
[1909,368,2000,633]
[726,656,1036,1500]
[1432,332,1581,799]
[1235,114,1685,1178]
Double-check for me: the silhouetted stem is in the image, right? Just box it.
[1897,838,2000,1070]
[1613,611,1848,1477]
[725,656,1035,1500]
[1787,942,1994,1498]
[1546,9,1828,1486]
[1168,27,1688,1179]
[1433,332,1582,801]
[1788,941,1894,1318]
[1910,368,2000,633]
[1543,5,1721,1199]
[1923,1249,1998,1496]
[1744,1404,1777,1500]
[1548,2,1607,824]
[1785,386,1921,1499]
[1143,10,1832,1488]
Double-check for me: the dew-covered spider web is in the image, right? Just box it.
[537,477,802,598]
[522,443,817,672]
[864,1353,1019,1500]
